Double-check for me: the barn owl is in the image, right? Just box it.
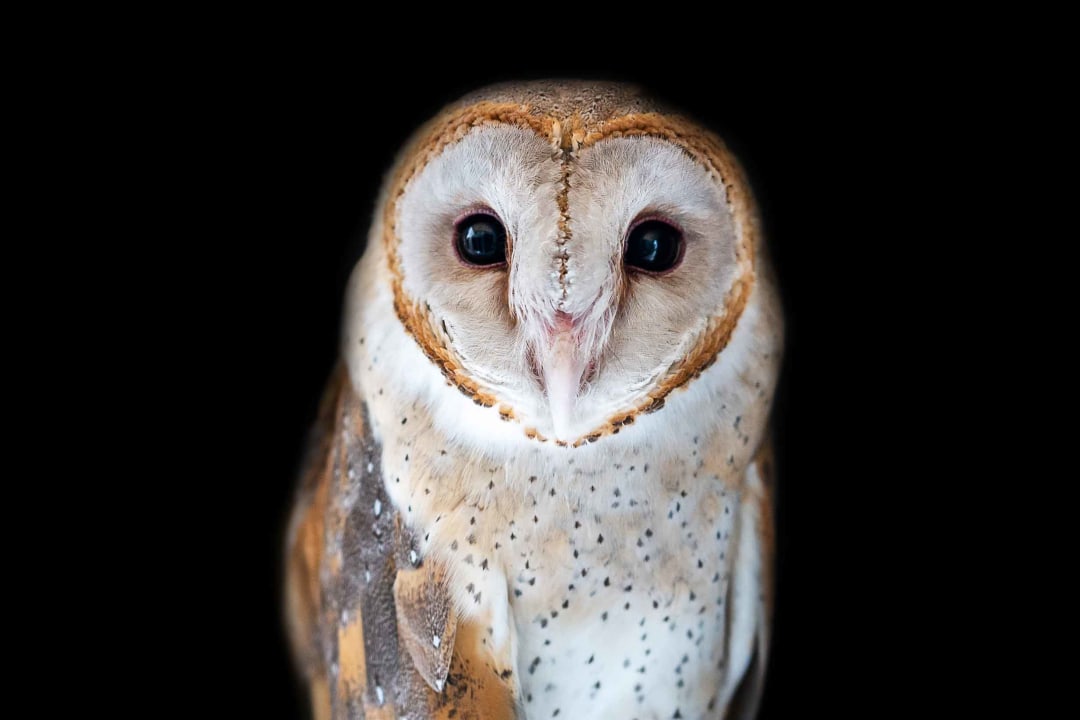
[286,80,783,720]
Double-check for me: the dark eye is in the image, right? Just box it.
[455,214,507,266]
[624,220,683,273]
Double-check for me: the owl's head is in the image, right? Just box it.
[349,81,775,449]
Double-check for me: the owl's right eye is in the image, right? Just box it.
[455,214,507,267]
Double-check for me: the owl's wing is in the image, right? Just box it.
[285,363,343,720]
[721,441,776,720]
[285,365,516,719]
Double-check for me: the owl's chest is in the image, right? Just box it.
[500,477,739,720]
[377,420,743,718]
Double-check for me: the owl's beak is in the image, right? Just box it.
[539,311,588,442]
[542,333,587,442]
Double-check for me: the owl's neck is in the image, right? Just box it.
[359,365,750,536]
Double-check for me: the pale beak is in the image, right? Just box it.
[540,312,587,441]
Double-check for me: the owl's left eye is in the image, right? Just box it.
[455,214,507,267]
[624,219,683,273]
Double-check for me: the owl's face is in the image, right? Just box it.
[372,85,756,447]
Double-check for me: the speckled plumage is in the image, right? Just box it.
[286,81,783,720]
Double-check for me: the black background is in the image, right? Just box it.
[175,51,907,718]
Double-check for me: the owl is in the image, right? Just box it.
[285,81,783,720]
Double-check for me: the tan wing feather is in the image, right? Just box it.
[286,366,516,718]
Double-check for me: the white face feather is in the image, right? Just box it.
[395,125,560,401]
[565,137,739,427]
[375,125,745,444]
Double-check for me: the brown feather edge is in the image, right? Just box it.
[284,363,347,715]
[752,438,776,623]
[552,115,582,306]
[383,104,757,447]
